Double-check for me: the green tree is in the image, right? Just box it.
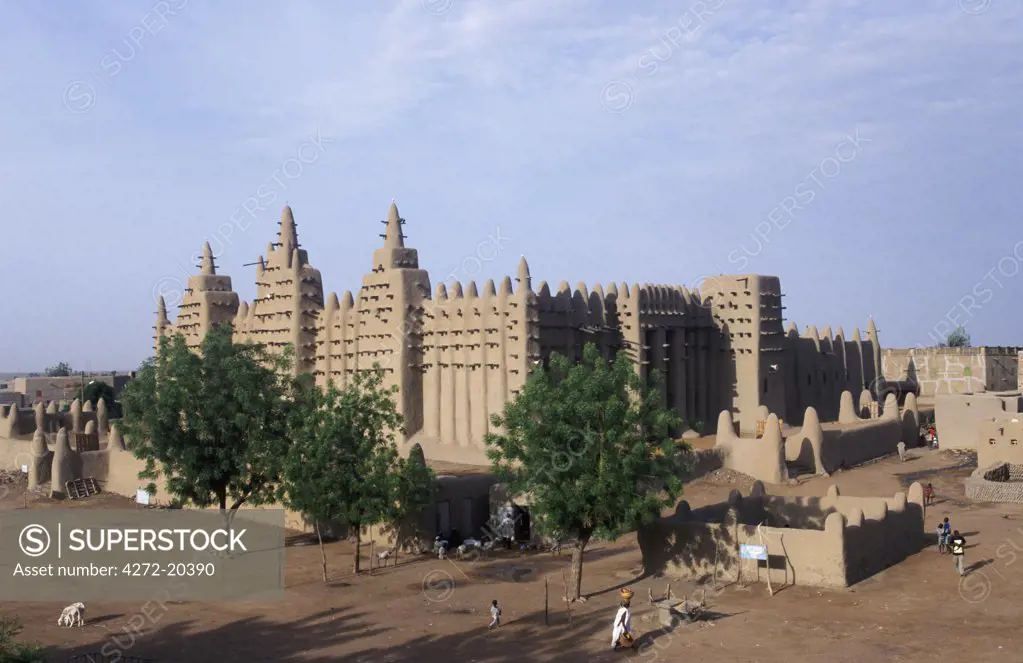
[486,343,688,601]
[45,362,72,377]
[385,443,436,566]
[0,616,46,662]
[944,325,971,348]
[119,325,296,514]
[282,366,404,576]
[82,380,115,410]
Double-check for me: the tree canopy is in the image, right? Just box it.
[82,380,115,410]
[45,362,73,377]
[119,325,296,511]
[943,325,971,348]
[0,616,45,662]
[386,443,436,563]
[281,366,407,574]
[486,343,689,600]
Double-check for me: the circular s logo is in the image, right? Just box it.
[958,569,991,604]
[421,569,455,602]
[19,524,51,557]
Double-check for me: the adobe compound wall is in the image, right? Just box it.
[1,398,110,440]
[637,481,925,589]
[0,421,494,548]
[714,391,920,483]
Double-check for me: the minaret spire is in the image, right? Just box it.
[515,255,531,294]
[279,205,298,251]
[156,296,169,325]
[383,201,405,248]
[371,201,416,270]
[200,241,216,275]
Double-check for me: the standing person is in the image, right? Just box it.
[897,441,907,462]
[936,522,946,553]
[500,511,515,550]
[951,530,967,576]
[942,517,951,551]
[611,588,634,651]
[924,483,935,506]
[488,599,501,629]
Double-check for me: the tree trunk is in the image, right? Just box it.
[353,526,361,574]
[315,523,328,584]
[569,530,591,601]
[394,524,402,567]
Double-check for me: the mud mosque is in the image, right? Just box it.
[154,204,883,466]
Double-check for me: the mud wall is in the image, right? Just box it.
[935,393,1022,451]
[978,418,1023,468]
[883,347,1022,396]
[638,483,924,589]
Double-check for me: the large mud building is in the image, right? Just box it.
[155,204,882,465]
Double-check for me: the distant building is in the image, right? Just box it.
[882,346,1022,396]
[0,373,133,408]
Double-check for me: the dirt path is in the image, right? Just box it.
[3,447,1021,662]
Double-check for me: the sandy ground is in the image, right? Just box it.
[2,447,1021,662]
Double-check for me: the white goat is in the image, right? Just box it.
[376,548,394,567]
[433,537,449,560]
[57,602,85,627]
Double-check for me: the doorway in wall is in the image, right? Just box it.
[461,497,474,537]
[436,501,450,538]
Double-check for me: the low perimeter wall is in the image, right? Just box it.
[637,482,925,589]
[716,391,919,483]
[6,425,496,548]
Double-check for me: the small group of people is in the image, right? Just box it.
[936,516,968,576]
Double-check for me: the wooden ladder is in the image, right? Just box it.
[66,477,100,500]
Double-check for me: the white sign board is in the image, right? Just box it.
[20,465,27,474]
[135,489,151,506]
[740,544,767,561]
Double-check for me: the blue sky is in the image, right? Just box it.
[1,0,1021,372]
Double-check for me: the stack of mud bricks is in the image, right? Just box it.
[965,462,1023,503]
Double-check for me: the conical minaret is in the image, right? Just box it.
[168,238,241,350]
[371,201,417,270]
[383,201,405,249]
[154,295,170,353]
[867,317,882,389]
[515,256,532,295]
[279,205,299,261]
[245,205,323,374]
[358,201,431,444]
[200,241,216,275]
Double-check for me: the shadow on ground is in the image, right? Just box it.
[46,604,619,663]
